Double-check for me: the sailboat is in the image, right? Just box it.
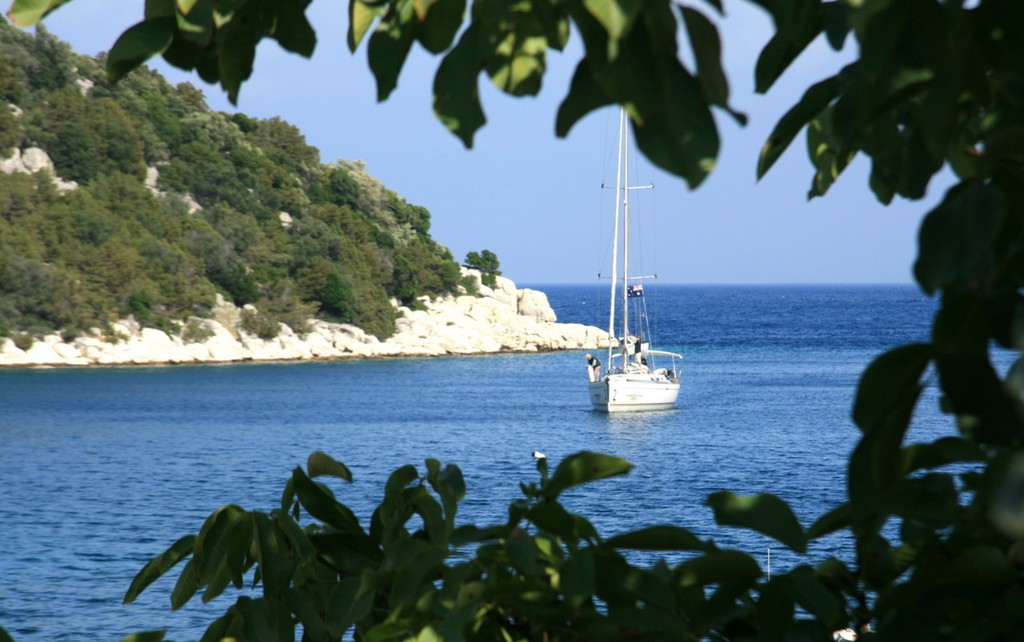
[587,109,683,412]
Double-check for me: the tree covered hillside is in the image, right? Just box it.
[0,22,471,342]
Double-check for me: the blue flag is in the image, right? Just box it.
[627,284,644,298]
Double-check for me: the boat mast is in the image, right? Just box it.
[621,109,631,346]
[605,108,624,365]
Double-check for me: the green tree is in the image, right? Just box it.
[47,121,101,182]
[464,249,501,287]
[0,100,21,150]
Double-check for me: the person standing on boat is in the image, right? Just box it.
[585,354,601,382]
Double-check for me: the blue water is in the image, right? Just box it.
[0,285,947,641]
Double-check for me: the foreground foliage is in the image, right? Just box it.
[4,0,1024,639]
[122,451,834,641]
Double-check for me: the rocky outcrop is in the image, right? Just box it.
[1,145,78,192]
[0,270,608,367]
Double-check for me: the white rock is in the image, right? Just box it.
[23,345,62,365]
[518,289,557,323]
[0,272,607,367]
[21,147,53,173]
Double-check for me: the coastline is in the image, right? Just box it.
[0,270,609,368]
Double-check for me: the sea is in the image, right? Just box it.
[0,284,952,641]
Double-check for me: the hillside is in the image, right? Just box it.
[0,22,474,344]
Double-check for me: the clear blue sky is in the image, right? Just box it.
[32,1,951,285]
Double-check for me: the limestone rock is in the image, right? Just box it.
[518,288,557,323]
[0,270,608,367]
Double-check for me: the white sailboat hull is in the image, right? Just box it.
[588,373,680,412]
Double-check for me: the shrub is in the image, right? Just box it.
[239,308,279,339]
[12,332,33,351]
[181,318,214,343]
[458,272,480,297]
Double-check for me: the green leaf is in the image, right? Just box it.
[529,501,599,543]
[252,513,299,593]
[914,181,1004,295]
[363,620,417,642]
[348,0,382,51]
[592,551,676,610]
[384,464,419,499]
[193,505,247,582]
[368,0,417,101]
[759,74,839,179]
[505,527,540,574]
[107,17,176,83]
[450,523,508,547]
[807,503,851,540]
[426,461,465,533]
[605,525,712,552]
[121,632,167,642]
[202,511,254,599]
[681,5,745,125]
[307,451,353,481]
[902,437,986,474]
[292,467,364,533]
[174,0,213,42]
[543,451,633,499]
[271,0,316,56]
[936,352,1020,447]
[852,344,933,434]
[433,23,486,147]
[805,108,856,199]
[170,558,200,610]
[325,576,373,637]
[388,539,448,610]
[234,596,281,641]
[415,0,465,54]
[286,587,328,641]
[677,550,761,631]
[754,578,795,642]
[949,545,1016,584]
[410,486,447,544]
[560,548,595,608]
[145,0,175,19]
[753,0,824,93]
[216,6,260,103]
[555,58,615,137]
[5,0,65,26]
[124,535,196,604]
[887,473,959,529]
[706,492,807,553]
[199,609,244,642]
[628,5,720,187]
[848,345,931,530]
[310,531,383,572]
[583,0,642,41]
[778,566,846,630]
[485,14,547,97]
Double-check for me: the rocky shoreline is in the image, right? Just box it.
[0,271,608,368]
